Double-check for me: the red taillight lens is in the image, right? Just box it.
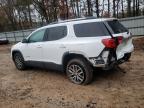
[102,36,123,48]
[102,38,116,48]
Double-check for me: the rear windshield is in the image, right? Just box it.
[74,22,110,37]
[107,20,128,34]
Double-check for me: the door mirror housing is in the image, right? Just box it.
[22,38,28,43]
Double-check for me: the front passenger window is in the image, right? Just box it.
[29,29,46,43]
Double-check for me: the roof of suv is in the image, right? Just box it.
[37,17,117,31]
[49,17,117,25]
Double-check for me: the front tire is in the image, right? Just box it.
[66,58,93,85]
[13,52,26,70]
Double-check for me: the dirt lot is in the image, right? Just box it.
[0,37,144,108]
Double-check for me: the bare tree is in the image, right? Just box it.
[113,0,116,17]
[87,0,92,16]
[0,0,17,30]
[127,0,132,17]
[76,0,80,17]
[95,0,99,17]
[27,0,33,27]
[33,0,49,23]
[121,0,124,18]
[70,0,76,17]
[116,0,120,18]
[65,0,69,19]
[136,0,140,16]
[107,0,110,17]
[15,0,33,28]
[133,0,136,16]
[33,0,59,23]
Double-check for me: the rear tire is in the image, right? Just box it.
[13,52,26,70]
[66,58,93,85]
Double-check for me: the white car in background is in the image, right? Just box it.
[11,17,134,85]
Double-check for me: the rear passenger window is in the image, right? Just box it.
[74,22,109,37]
[45,26,67,41]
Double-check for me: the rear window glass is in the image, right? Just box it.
[74,22,109,37]
[107,20,128,34]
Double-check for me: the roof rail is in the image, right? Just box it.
[49,16,97,25]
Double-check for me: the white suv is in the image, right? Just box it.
[11,18,134,85]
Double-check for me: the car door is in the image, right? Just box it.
[22,29,46,62]
[42,26,67,65]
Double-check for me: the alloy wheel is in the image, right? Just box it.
[67,64,85,84]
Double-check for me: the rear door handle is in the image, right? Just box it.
[37,45,42,48]
[60,44,66,48]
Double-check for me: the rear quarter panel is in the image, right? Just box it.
[64,36,110,58]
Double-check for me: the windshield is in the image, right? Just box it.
[107,20,128,34]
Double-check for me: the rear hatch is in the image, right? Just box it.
[106,19,134,59]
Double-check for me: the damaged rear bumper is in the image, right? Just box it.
[89,49,132,70]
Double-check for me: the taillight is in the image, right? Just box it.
[117,36,123,44]
[102,36,123,48]
[102,38,116,48]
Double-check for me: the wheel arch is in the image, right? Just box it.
[12,50,24,61]
[62,52,91,71]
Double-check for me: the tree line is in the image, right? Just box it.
[0,0,143,32]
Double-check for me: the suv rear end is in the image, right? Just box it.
[66,18,133,85]
[72,18,134,70]
[104,19,133,69]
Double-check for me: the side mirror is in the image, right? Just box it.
[22,38,28,43]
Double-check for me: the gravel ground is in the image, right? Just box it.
[0,37,144,108]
